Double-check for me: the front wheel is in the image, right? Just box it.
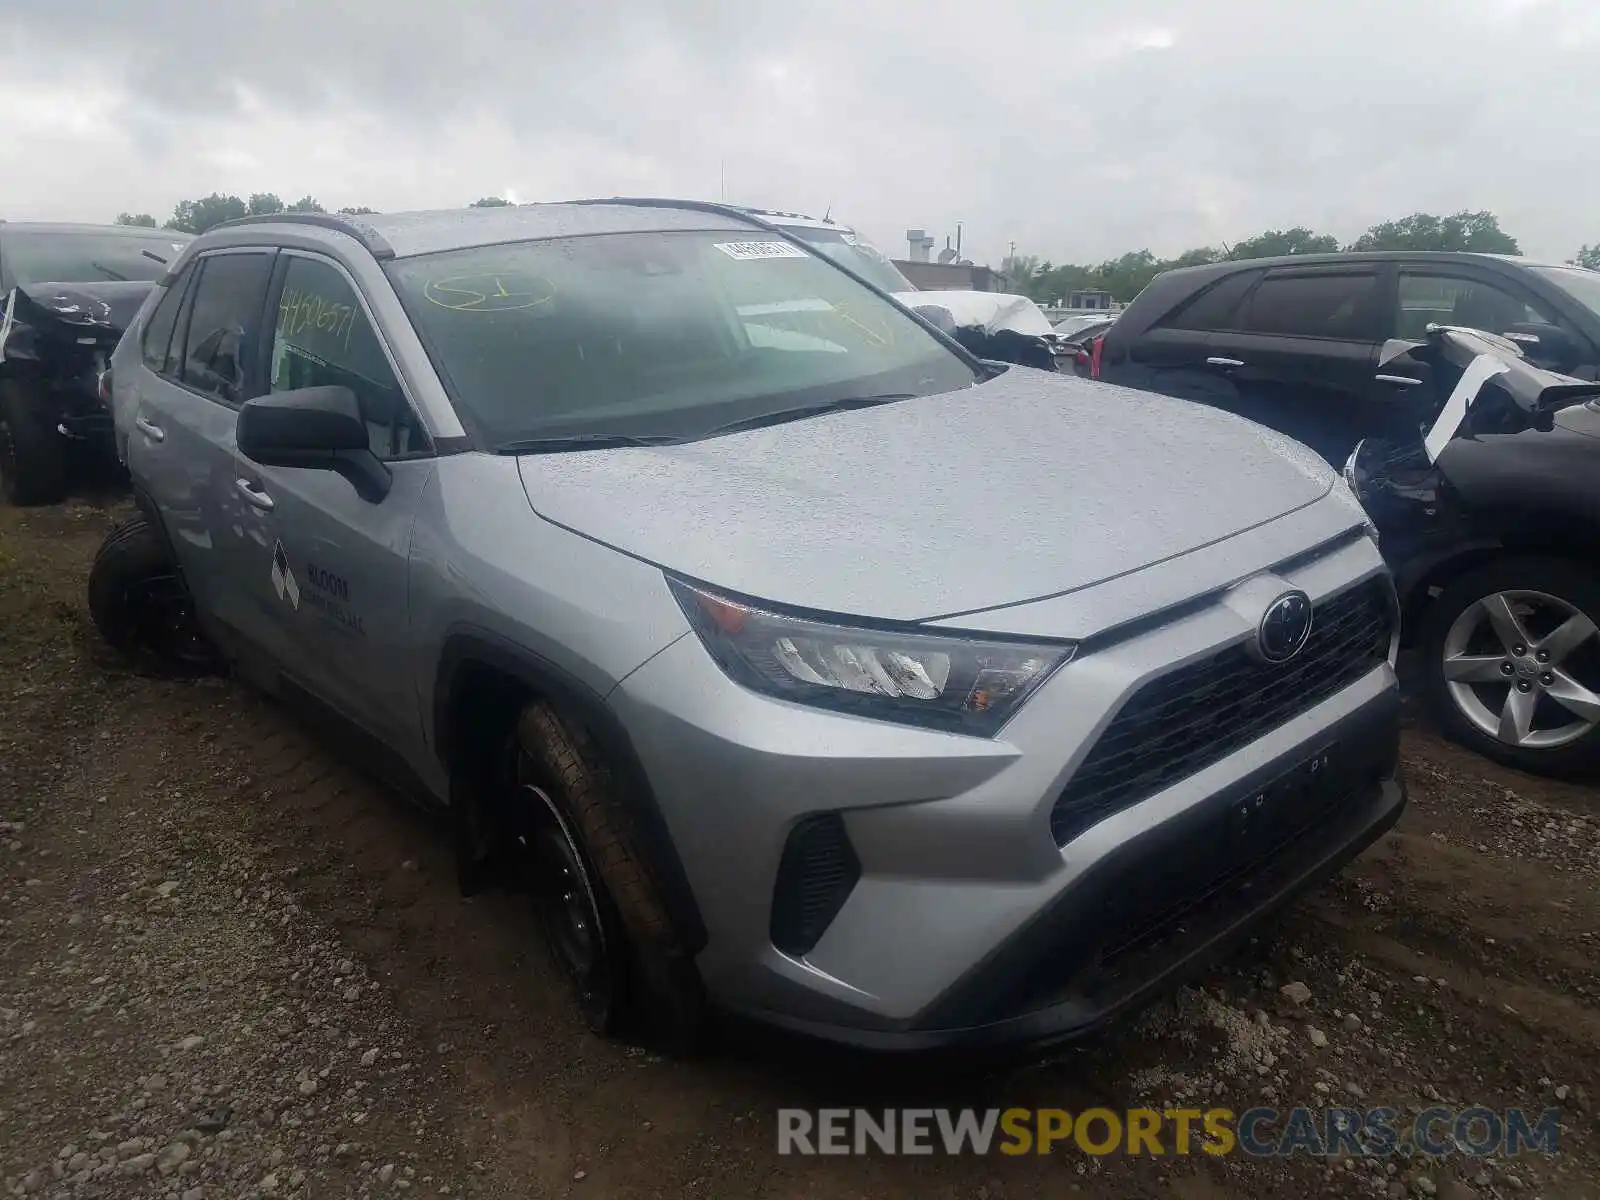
[1420,557,1600,777]
[508,704,704,1047]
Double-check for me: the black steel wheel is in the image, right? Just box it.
[510,729,629,1034]
[88,516,222,677]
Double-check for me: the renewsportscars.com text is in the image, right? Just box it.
[776,1106,1563,1159]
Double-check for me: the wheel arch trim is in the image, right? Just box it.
[432,625,708,954]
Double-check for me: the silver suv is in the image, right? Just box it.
[92,201,1405,1052]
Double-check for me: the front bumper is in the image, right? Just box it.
[610,532,1402,1051]
[760,698,1403,1052]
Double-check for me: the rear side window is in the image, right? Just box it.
[1231,272,1380,340]
[1159,271,1259,331]
[140,265,193,373]
[179,252,274,406]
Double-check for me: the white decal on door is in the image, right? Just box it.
[271,539,301,610]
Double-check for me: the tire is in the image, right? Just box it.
[87,515,222,678]
[1419,556,1600,778]
[509,702,704,1048]
[0,377,69,506]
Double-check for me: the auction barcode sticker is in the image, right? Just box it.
[713,240,809,261]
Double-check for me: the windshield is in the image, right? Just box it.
[775,226,916,294]
[2,230,188,287]
[1531,264,1600,322]
[386,229,978,445]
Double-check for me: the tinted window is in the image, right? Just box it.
[1529,265,1600,322]
[271,256,427,459]
[141,265,193,373]
[179,253,273,406]
[163,277,197,378]
[1396,271,1557,340]
[386,230,978,446]
[1,230,190,287]
[1160,271,1257,330]
[1233,272,1379,340]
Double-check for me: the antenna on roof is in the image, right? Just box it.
[822,202,832,223]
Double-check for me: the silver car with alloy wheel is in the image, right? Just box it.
[93,200,1405,1051]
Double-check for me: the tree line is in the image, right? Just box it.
[114,197,1599,291]
[113,193,511,234]
[1005,211,1600,304]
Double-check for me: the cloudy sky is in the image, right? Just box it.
[2,0,1595,267]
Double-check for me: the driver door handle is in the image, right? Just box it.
[235,479,275,512]
[1206,356,1245,368]
[134,416,165,443]
[1375,374,1423,386]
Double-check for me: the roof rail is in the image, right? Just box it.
[206,211,395,260]
[568,196,787,235]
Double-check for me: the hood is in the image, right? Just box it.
[895,290,1056,338]
[517,369,1336,622]
[0,280,156,365]
[14,280,154,335]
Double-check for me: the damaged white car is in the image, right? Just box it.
[737,208,1063,371]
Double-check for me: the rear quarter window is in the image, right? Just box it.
[1156,270,1258,331]
[140,265,194,374]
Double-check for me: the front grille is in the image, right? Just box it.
[1050,577,1393,845]
[769,813,861,957]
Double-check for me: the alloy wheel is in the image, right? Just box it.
[1441,589,1600,750]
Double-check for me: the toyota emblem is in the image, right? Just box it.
[1256,590,1313,664]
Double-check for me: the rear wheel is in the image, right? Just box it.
[508,703,704,1046]
[88,515,222,677]
[1420,557,1600,777]
[0,378,68,507]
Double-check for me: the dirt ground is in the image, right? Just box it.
[1,497,1596,1200]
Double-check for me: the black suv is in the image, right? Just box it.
[0,221,191,504]
[1096,253,1600,778]
[1094,252,1600,465]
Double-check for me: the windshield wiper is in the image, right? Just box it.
[696,394,916,440]
[494,433,687,454]
[140,248,169,266]
[88,262,130,282]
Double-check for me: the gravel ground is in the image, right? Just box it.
[2,497,1596,1199]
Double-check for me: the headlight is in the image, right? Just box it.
[668,578,1073,736]
[1339,441,1380,545]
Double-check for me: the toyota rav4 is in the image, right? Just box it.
[91,200,1405,1052]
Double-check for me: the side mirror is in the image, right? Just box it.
[237,386,390,501]
[1502,323,1582,373]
